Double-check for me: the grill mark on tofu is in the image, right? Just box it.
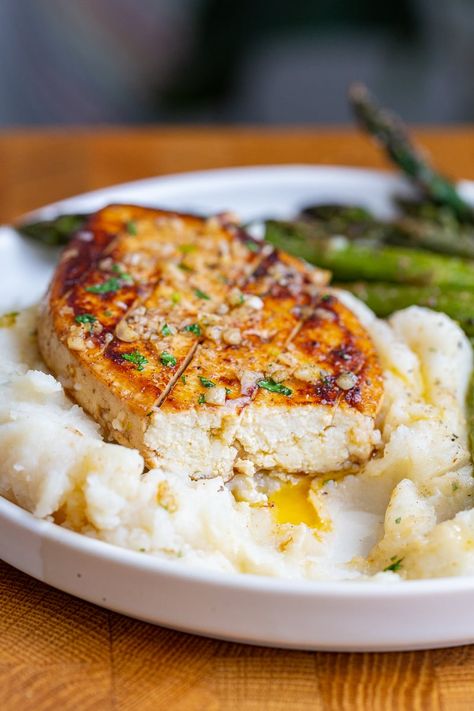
[252,292,383,416]
[160,250,319,413]
[47,204,268,417]
[98,213,265,413]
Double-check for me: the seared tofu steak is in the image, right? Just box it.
[38,205,383,478]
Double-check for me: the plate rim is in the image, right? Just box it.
[12,164,415,222]
[3,493,474,598]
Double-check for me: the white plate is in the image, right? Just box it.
[2,165,474,652]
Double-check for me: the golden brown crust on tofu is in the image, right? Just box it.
[40,205,264,417]
[38,203,383,476]
[253,292,382,417]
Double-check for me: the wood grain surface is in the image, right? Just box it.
[2,127,474,711]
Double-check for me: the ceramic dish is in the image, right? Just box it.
[2,165,474,652]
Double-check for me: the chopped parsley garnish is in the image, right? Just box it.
[86,277,122,294]
[225,388,232,396]
[126,220,138,235]
[0,311,19,328]
[75,313,97,332]
[75,313,96,325]
[383,557,404,572]
[111,264,132,282]
[103,310,113,317]
[199,376,215,388]
[184,323,201,336]
[171,292,181,304]
[122,350,148,372]
[198,393,206,405]
[246,240,260,253]
[395,517,401,524]
[179,244,196,254]
[452,482,459,492]
[161,323,172,336]
[257,378,292,397]
[321,294,331,302]
[178,262,193,272]
[181,375,187,384]
[160,351,177,368]
[194,288,210,300]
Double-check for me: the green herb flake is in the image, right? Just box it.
[122,350,148,372]
[257,378,292,397]
[179,244,196,254]
[225,388,232,396]
[160,351,177,368]
[75,313,97,325]
[111,264,132,282]
[194,288,210,301]
[384,557,404,573]
[103,310,113,318]
[0,311,19,328]
[181,375,187,384]
[198,393,206,405]
[395,517,401,524]
[452,482,459,492]
[246,240,260,253]
[178,262,193,272]
[171,292,181,304]
[161,323,172,336]
[184,323,201,336]
[199,376,215,388]
[321,294,331,302]
[126,220,138,236]
[86,277,122,294]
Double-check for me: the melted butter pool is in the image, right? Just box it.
[268,478,331,533]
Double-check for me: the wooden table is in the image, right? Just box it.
[2,127,474,711]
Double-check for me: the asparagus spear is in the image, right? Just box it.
[391,216,474,260]
[17,213,88,246]
[341,281,474,336]
[349,83,474,223]
[265,220,474,289]
[299,200,474,259]
[300,204,373,223]
[299,203,390,242]
[299,199,474,259]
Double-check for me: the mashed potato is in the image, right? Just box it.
[1,300,473,581]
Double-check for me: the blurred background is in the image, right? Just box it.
[0,0,473,127]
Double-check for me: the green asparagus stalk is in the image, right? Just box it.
[299,203,391,243]
[298,201,474,259]
[17,213,88,246]
[467,371,474,456]
[299,200,474,259]
[391,216,474,260]
[349,83,474,223]
[265,220,474,289]
[340,281,474,336]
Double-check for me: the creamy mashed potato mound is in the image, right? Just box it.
[1,299,473,581]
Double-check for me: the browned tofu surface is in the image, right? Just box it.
[38,204,383,476]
